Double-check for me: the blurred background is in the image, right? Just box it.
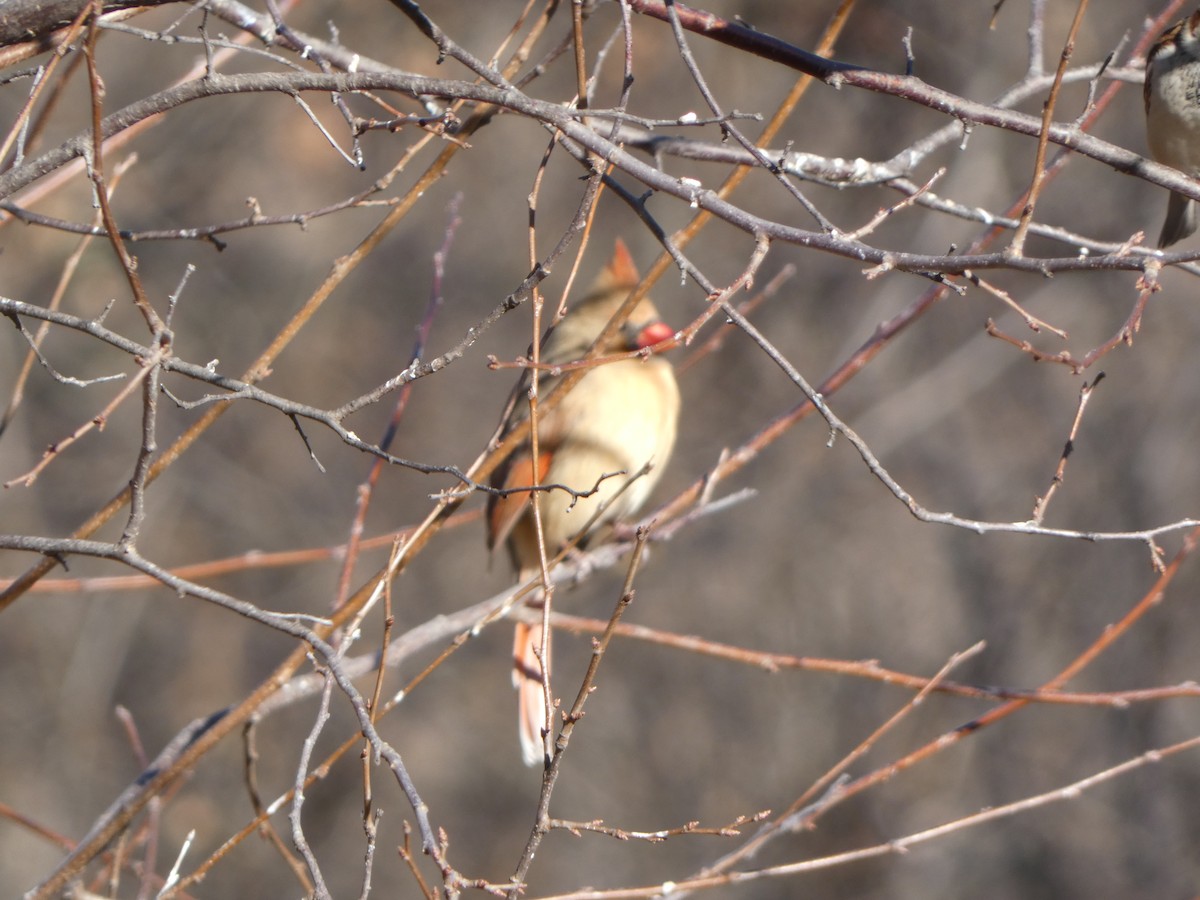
[2,1,1199,896]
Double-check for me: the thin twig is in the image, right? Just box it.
[1031,373,1105,524]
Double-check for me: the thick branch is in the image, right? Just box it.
[0,0,158,48]
[1,70,1193,277]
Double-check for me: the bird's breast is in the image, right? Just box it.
[536,357,680,540]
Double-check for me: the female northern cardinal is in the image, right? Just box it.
[488,239,680,766]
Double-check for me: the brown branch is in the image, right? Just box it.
[1031,374,1105,524]
[0,0,156,49]
[546,610,1200,707]
[83,0,163,336]
[1009,0,1091,254]
[985,258,1162,372]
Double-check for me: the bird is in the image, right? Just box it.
[487,239,680,766]
[1145,9,1200,247]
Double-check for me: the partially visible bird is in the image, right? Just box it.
[1145,10,1200,247]
[487,239,680,766]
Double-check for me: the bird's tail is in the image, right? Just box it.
[1160,191,1198,247]
[513,618,552,767]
